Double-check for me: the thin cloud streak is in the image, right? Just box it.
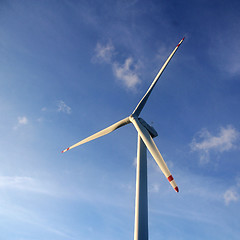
[148,168,240,235]
[0,199,78,240]
[0,176,59,196]
[0,173,132,209]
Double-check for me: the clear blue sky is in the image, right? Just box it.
[1,0,240,239]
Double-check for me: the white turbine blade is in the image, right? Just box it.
[132,37,185,117]
[130,116,179,192]
[62,117,130,153]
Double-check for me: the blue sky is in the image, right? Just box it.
[0,0,240,239]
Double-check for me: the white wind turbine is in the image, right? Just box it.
[62,37,185,240]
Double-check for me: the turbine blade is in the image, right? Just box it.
[132,37,185,117]
[130,116,179,192]
[62,117,130,153]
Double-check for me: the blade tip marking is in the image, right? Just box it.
[62,147,70,153]
[168,175,174,182]
[177,37,185,47]
[175,186,179,192]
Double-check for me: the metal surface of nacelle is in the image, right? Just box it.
[138,118,158,138]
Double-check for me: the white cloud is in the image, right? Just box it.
[94,42,115,63]
[224,188,239,205]
[113,57,140,90]
[223,176,240,206]
[57,100,71,114]
[13,116,29,129]
[190,125,239,163]
[93,42,141,90]
[18,116,28,125]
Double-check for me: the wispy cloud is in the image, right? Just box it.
[148,168,237,227]
[156,45,172,62]
[209,31,240,77]
[57,100,71,114]
[223,176,240,206]
[113,57,141,89]
[93,41,115,63]
[93,41,141,90]
[224,188,239,205]
[13,116,29,129]
[0,175,77,199]
[18,116,28,125]
[0,176,54,195]
[190,125,239,163]
[149,183,160,193]
[0,176,33,189]
[0,199,78,240]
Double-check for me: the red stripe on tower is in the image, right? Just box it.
[168,175,174,182]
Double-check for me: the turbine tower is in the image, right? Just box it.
[62,37,185,240]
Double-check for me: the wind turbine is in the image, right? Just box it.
[62,37,185,240]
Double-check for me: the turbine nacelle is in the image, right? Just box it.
[134,117,158,138]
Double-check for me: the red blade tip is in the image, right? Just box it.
[175,186,179,192]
